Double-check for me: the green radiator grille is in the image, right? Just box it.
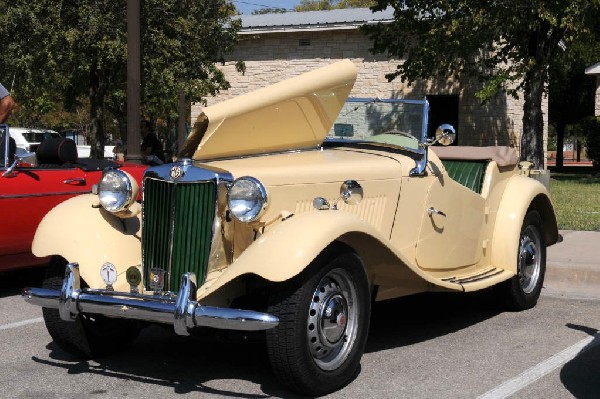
[142,178,216,292]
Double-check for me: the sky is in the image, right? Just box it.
[231,0,301,14]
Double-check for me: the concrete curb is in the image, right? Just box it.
[543,230,600,300]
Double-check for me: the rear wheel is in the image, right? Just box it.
[497,210,546,310]
[42,256,141,358]
[266,246,370,396]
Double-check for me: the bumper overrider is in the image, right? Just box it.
[22,263,279,335]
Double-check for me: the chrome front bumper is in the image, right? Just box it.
[22,263,278,335]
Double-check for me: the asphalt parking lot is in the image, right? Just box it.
[1,267,599,398]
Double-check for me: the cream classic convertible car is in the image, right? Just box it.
[23,60,558,396]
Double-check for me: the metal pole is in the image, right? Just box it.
[177,89,186,160]
[126,0,142,163]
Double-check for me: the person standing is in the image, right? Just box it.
[0,82,15,123]
[140,120,165,165]
[0,82,16,165]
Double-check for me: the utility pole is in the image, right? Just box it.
[126,0,142,163]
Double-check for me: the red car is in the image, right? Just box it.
[1,126,145,271]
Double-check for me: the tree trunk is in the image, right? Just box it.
[520,66,546,168]
[555,121,565,171]
[88,62,106,159]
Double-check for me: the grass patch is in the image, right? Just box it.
[550,172,600,231]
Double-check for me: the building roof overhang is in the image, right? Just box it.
[585,62,600,75]
[238,7,394,35]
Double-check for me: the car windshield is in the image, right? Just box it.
[326,98,428,151]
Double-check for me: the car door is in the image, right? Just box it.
[0,165,98,259]
[414,174,486,270]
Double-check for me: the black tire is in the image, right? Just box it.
[266,245,371,396]
[497,210,546,311]
[42,256,141,358]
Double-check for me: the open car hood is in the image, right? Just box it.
[180,60,358,160]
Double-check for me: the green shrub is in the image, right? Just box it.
[583,116,600,168]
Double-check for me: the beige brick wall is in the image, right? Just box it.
[192,29,549,155]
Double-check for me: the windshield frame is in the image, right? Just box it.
[324,97,430,175]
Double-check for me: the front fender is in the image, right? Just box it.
[32,194,142,291]
[198,211,459,299]
[491,175,558,273]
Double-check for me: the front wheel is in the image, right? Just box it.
[266,246,371,396]
[497,210,546,311]
[42,256,141,358]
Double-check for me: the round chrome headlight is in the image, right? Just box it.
[98,169,133,212]
[227,176,268,223]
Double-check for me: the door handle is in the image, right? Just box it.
[63,178,86,185]
[427,207,447,217]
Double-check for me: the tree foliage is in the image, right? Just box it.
[0,0,241,158]
[364,0,600,167]
[295,0,375,11]
[252,7,288,14]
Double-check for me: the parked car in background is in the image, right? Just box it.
[10,127,60,152]
[1,126,145,271]
[22,61,559,396]
[75,144,115,159]
[10,127,115,159]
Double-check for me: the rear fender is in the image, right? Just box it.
[491,175,559,273]
[32,194,142,291]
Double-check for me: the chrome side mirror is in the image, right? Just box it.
[433,124,456,146]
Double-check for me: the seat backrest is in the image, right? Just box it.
[441,159,488,194]
[36,137,78,164]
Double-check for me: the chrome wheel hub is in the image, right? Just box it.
[519,226,542,294]
[307,269,358,371]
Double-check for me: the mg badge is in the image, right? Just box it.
[149,268,166,291]
[170,165,184,180]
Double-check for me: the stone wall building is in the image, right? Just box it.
[192,8,548,152]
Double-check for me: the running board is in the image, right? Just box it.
[439,267,514,292]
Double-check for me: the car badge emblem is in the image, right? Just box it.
[170,165,184,180]
[100,262,118,290]
[126,266,142,293]
[149,268,166,291]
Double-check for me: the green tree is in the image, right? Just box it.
[295,0,374,11]
[0,0,241,158]
[549,57,597,169]
[364,0,600,167]
[252,7,288,14]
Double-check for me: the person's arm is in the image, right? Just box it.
[0,95,15,123]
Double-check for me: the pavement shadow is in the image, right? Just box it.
[560,324,600,398]
[0,266,45,298]
[27,289,502,397]
[31,325,298,398]
[366,290,502,353]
